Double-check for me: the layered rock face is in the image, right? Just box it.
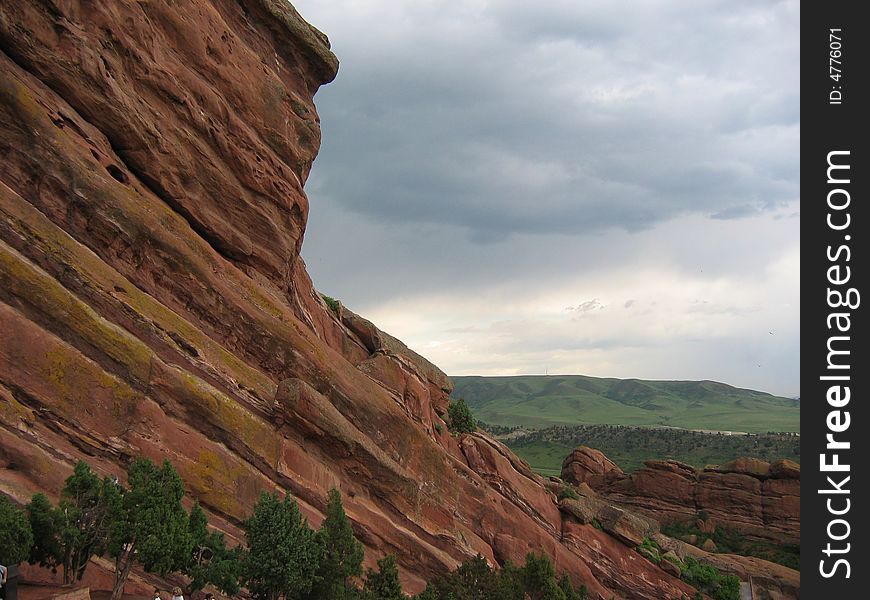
[557,483,800,600]
[562,448,800,547]
[0,2,702,598]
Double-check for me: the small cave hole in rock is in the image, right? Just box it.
[105,164,129,184]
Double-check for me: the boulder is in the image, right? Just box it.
[598,505,658,548]
[561,446,624,487]
[559,497,599,525]
[770,459,801,480]
[660,555,681,578]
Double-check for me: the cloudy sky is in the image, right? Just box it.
[292,0,800,397]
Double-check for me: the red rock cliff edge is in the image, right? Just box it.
[562,448,800,547]
[0,2,733,598]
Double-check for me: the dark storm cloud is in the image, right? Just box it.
[300,0,798,239]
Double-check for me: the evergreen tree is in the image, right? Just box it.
[242,491,321,600]
[60,462,122,583]
[557,573,587,600]
[184,502,243,596]
[521,553,565,600]
[447,398,476,434]
[494,560,525,600]
[311,489,364,600]
[26,493,63,573]
[412,585,439,600]
[27,463,122,584]
[434,554,500,600]
[364,555,405,600]
[0,494,33,565]
[108,458,193,600]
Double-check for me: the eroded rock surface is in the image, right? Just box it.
[562,446,799,548]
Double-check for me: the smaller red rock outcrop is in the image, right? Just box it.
[555,481,797,600]
[561,446,624,488]
[562,451,800,547]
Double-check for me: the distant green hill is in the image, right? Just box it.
[451,375,800,433]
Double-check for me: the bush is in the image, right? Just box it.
[447,398,476,434]
[680,556,740,600]
[321,294,341,314]
[660,520,771,567]
[558,485,579,501]
[636,538,662,564]
[434,423,443,435]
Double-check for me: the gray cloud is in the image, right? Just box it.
[300,0,798,240]
[294,0,799,397]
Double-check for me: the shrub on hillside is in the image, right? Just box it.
[558,485,579,501]
[321,294,341,314]
[448,398,476,434]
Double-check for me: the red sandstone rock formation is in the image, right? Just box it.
[0,2,700,598]
[562,451,800,547]
[562,446,625,488]
[559,453,800,598]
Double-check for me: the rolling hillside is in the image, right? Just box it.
[451,375,800,433]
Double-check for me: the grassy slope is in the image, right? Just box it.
[452,375,800,433]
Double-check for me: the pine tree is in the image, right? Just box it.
[364,555,405,600]
[0,494,33,565]
[242,491,321,600]
[184,502,243,595]
[495,560,526,600]
[412,585,439,600]
[447,398,476,434]
[437,554,500,599]
[108,458,193,600]
[311,489,364,600]
[557,573,587,600]
[26,493,63,573]
[521,553,565,600]
[59,462,122,583]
